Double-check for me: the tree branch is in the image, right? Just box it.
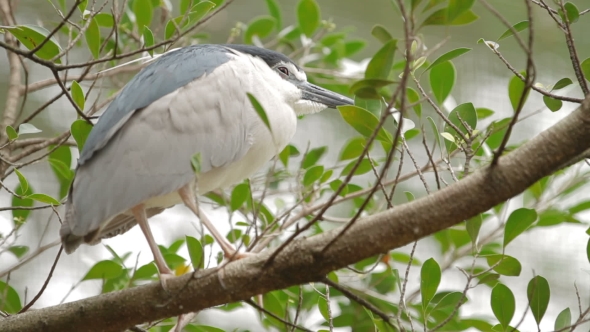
[1,95,589,332]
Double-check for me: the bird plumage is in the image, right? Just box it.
[61,45,302,253]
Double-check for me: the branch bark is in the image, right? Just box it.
[2,97,590,332]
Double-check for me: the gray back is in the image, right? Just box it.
[79,45,233,165]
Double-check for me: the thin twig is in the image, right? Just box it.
[18,246,64,312]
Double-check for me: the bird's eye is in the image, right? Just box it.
[277,67,289,76]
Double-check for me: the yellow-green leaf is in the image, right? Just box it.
[85,18,101,59]
[71,80,85,111]
[70,119,93,151]
[142,27,154,56]
[4,25,62,62]
[244,16,276,44]
[338,105,392,143]
[297,0,320,37]
[28,193,60,205]
[365,39,397,79]
[247,93,272,134]
[5,125,18,141]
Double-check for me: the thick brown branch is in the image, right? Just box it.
[1,96,589,332]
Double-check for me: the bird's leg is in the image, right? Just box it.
[179,185,252,260]
[131,205,174,288]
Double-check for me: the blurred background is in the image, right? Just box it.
[1,0,589,331]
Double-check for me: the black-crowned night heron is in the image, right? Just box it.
[60,44,353,283]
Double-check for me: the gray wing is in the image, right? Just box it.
[61,49,258,253]
[78,45,233,165]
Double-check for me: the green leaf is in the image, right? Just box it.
[559,2,579,24]
[8,245,29,258]
[498,21,529,41]
[132,262,157,279]
[466,214,483,244]
[371,24,393,44]
[422,8,478,26]
[318,296,330,321]
[190,153,202,174]
[12,184,33,226]
[14,169,28,195]
[165,16,184,39]
[446,102,477,136]
[527,276,550,325]
[404,128,420,140]
[5,125,18,141]
[447,0,475,25]
[421,258,441,309]
[48,148,75,201]
[0,281,22,313]
[486,118,510,150]
[278,144,299,167]
[297,0,320,37]
[301,146,326,169]
[339,137,366,161]
[407,87,421,117]
[509,72,530,112]
[230,182,250,211]
[303,165,324,187]
[587,238,590,264]
[491,283,515,330]
[142,27,154,56]
[186,236,204,270]
[133,0,153,33]
[430,291,467,314]
[83,260,124,280]
[543,95,562,112]
[444,102,477,152]
[365,39,397,79]
[426,48,471,71]
[247,93,271,133]
[77,0,88,12]
[71,80,85,111]
[485,255,522,276]
[581,58,590,82]
[552,78,573,90]
[503,208,537,248]
[70,119,93,151]
[95,13,114,27]
[180,0,194,13]
[350,79,396,98]
[345,40,366,56]
[4,25,62,62]
[569,200,590,214]
[265,0,282,29]
[244,16,276,44]
[340,158,372,177]
[429,60,455,104]
[423,0,445,12]
[85,18,101,59]
[476,107,494,120]
[554,308,571,332]
[28,193,60,205]
[338,105,392,143]
[188,0,215,24]
[404,191,415,202]
[427,116,442,153]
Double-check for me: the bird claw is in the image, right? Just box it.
[158,270,175,293]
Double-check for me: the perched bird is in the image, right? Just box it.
[60,44,353,282]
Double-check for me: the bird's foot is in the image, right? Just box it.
[224,250,255,261]
[158,268,175,292]
[171,312,198,332]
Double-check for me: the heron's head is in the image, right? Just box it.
[225,45,354,115]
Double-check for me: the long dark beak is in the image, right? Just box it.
[299,82,354,108]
